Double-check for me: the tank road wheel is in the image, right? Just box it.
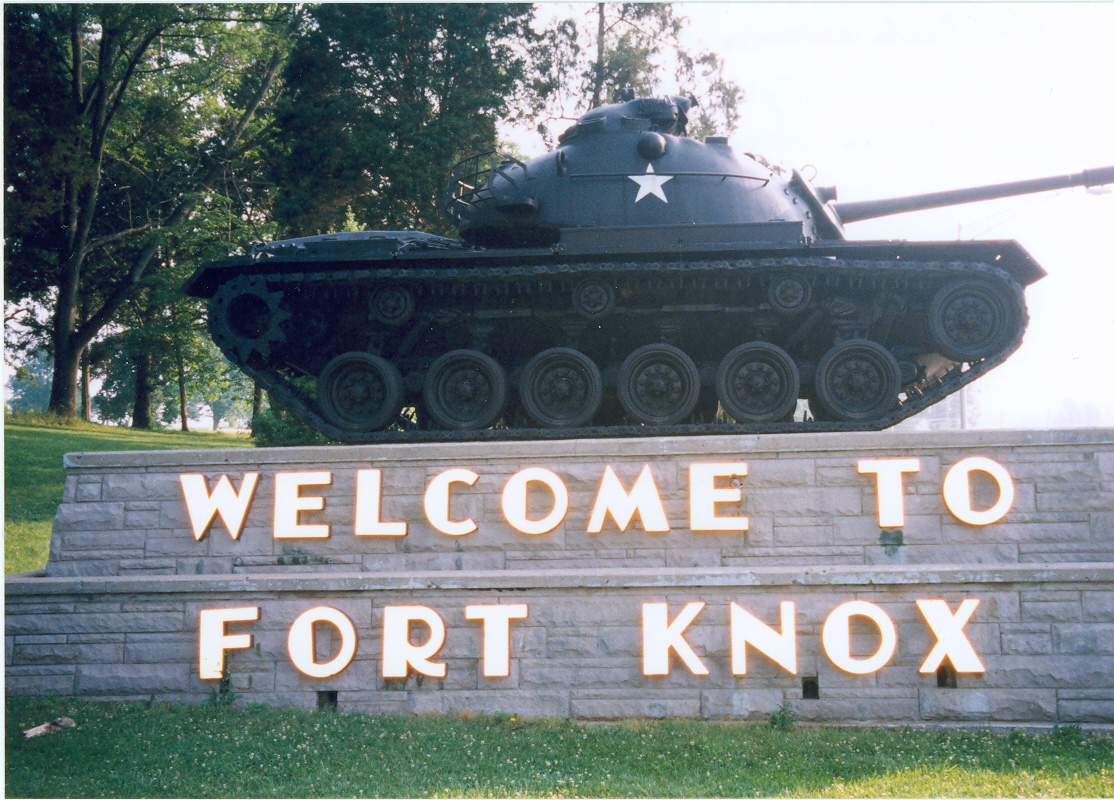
[423,350,508,430]
[369,286,416,327]
[716,342,800,422]
[928,279,1019,362]
[520,348,603,428]
[572,279,616,319]
[617,344,701,425]
[208,275,291,362]
[317,352,405,433]
[768,274,813,314]
[814,339,901,422]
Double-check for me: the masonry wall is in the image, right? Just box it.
[42,428,1114,577]
[7,566,1114,724]
[7,428,1114,726]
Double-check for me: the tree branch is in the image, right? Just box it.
[82,224,152,255]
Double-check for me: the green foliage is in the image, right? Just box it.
[250,406,332,448]
[3,419,252,574]
[4,352,53,414]
[208,670,238,707]
[266,4,542,236]
[6,697,1114,797]
[769,702,798,730]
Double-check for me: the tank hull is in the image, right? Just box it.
[186,235,1038,443]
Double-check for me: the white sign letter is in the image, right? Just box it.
[424,469,479,536]
[180,473,258,540]
[642,602,708,675]
[198,606,258,679]
[465,604,529,677]
[501,469,568,535]
[858,458,920,528]
[588,466,670,533]
[355,469,407,537]
[690,463,749,532]
[822,600,896,675]
[274,471,331,538]
[730,601,796,675]
[382,606,447,678]
[288,607,358,679]
[916,599,985,674]
[943,457,1014,525]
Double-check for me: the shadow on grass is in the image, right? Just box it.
[6,697,1113,798]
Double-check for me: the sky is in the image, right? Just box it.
[511,3,1114,429]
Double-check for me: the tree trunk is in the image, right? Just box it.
[80,353,92,421]
[49,338,82,418]
[132,352,153,428]
[252,383,264,425]
[590,3,606,108]
[177,355,189,432]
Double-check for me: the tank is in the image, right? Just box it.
[184,94,1114,442]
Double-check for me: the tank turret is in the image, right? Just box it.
[185,94,1114,443]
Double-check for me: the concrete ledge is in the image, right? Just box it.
[61,427,1114,471]
[9,563,1114,597]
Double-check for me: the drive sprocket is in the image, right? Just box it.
[208,275,291,362]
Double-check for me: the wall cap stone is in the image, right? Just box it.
[8,562,1113,597]
[60,427,1114,472]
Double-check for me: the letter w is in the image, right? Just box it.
[180,473,259,540]
[731,602,797,675]
[588,465,669,532]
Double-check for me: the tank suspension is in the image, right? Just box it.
[206,255,1027,442]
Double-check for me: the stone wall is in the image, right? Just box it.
[43,429,1114,577]
[7,428,1114,725]
[7,566,1114,724]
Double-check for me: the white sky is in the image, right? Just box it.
[511,2,1114,428]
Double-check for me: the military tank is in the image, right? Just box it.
[185,94,1114,442]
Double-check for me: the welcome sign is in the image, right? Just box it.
[10,429,1114,723]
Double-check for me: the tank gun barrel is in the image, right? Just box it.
[832,166,1114,224]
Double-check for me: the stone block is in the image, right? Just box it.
[1083,592,1114,622]
[920,689,1057,721]
[76,481,102,502]
[728,688,785,719]
[793,694,919,722]
[6,610,185,636]
[1021,600,1082,623]
[746,487,862,517]
[6,665,77,695]
[75,663,191,694]
[103,473,184,502]
[570,691,700,719]
[1057,699,1114,723]
[1053,624,1114,655]
[53,502,125,532]
[1000,625,1052,655]
[12,643,123,666]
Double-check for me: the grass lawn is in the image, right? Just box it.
[3,416,252,574]
[6,697,1113,798]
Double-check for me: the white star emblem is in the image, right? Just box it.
[628,164,673,203]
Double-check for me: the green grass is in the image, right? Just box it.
[4,415,252,574]
[6,697,1112,798]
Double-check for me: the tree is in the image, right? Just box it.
[4,5,291,418]
[265,4,545,236]
[5,351,53,414]
[532,4,742,144]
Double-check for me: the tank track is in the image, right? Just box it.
[211,255,1027,443]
